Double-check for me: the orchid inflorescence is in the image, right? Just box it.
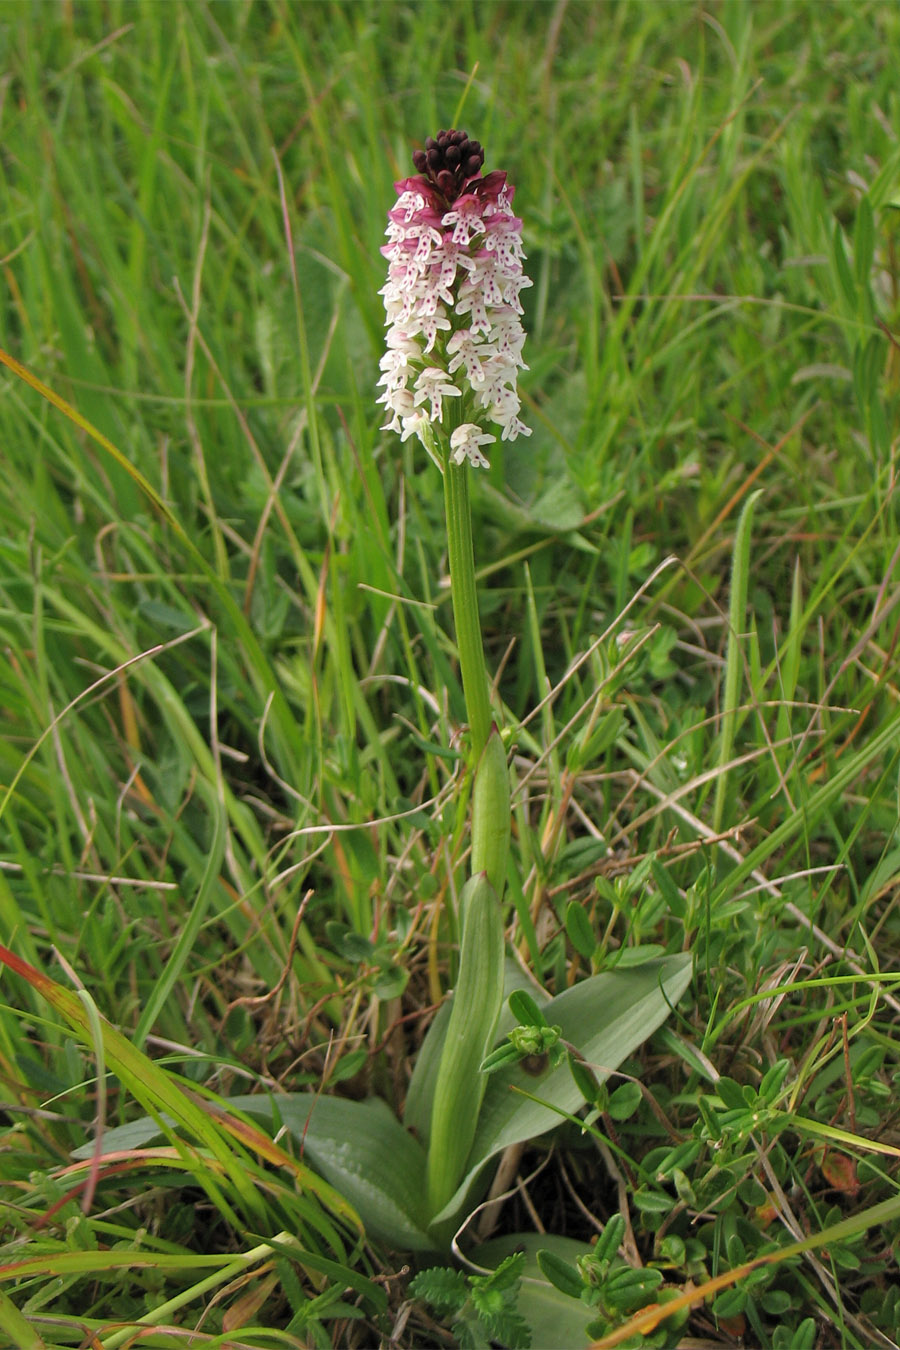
[378,129,531,467]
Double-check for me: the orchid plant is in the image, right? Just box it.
[377,132,531,1216]
[339,130,690,1270]
[73,130,693,1343]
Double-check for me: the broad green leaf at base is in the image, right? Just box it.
[249,1094,434,1253]
[430,953,692,1234]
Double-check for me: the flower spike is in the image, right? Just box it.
[378,131,531,464]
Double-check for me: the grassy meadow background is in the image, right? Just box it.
[1,0,900,1344]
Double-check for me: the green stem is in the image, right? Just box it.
[442,449,493,759]
[424,429,511,1226]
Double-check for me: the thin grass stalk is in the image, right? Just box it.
[713,487,763,832]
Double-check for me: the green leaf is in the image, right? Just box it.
[79,1087,433,1254]
[594,1215,627,1265]
[133,781,226,1049]
[713,487,763,833]
[528,476,587,532]
[453,1317,487,1350]
[0,1286,46,1350]
[430,954,692,1233]
[775,1318,817,1350]
[403,958,550,1145]
[470,726,511,900]
[853,332,882,413]
[607,1080,643,1121]
[403,997,453,1144]
[565,900,597,961]
[536,1248,584,1299]
[712,1286,747,1318]
[568,706,626,770]
[854,196,874,285]
[568,1053,603,1105]
[508,989,548,1027]
[715,1076,747,1111]
[709,709,900,913]
[469,1299,531,1350]
[605,1265,663,1312]
[632,1186,673,1213]
[649,856,683,918]
[761,1289,794,1315]
[326,922,374,962]
[3,945,286,1231]
[427,874,506,1216]
[481,1251,527,1293]
[651,1139,700,1178]
[481,1043,525,1074]
[613,943,667,968]
[409,1266,468,1314]
[137,599,205,634]
[831,219,856,310]
[475,1235,596,1348]
[373,961,408,1000]
[759,1058,791,1103]
[238,1094,433,1252]
[326,1048,368,1084]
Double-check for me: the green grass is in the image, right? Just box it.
[1,0,899,1344]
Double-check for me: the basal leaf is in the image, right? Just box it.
[252,1094,433,1253]
[430,954,692,1231]
[404,957,547,1144]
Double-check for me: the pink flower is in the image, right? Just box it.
[378,130,531,464]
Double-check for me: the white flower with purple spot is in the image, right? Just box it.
[378,129,531,464]
[450,423,495,469]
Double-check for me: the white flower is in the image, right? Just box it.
[413,366,461,422]
[378,384,415,434]
[489,312,528,367]
[441,198,487,247]
[446,329,494,384]
[450,423,495,468]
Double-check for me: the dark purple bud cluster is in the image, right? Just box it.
[412,129,485,204]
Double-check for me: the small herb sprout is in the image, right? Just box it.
[410,1251,531,1350]
[538,1216,689,1348]
[481,989,565,1075]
